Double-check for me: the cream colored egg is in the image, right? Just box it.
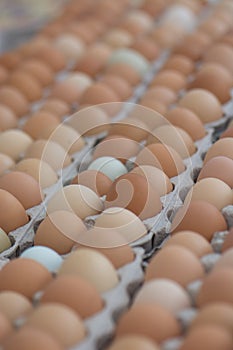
[0,228,11,253]
[0,130,32,161]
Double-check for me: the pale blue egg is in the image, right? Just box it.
[88,156,128,181]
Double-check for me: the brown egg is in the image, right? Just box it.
[41,275,103,318]
[198,156,233,188]
[105,62,140,86]
[214,247,233,271]
[3,327,63,350]
[0,258,52,299]
[0,153,14,175]
[0,65,8,84]
[197,268,233,306]
[79,82,120,105]
[147,125,196,159]
[68,24,95,44]
[139,99,167,116]
[150,25,183,49]
[174,32,212,60]
[164,231,213,257]
[221,33,233,47]
[178,89,222,123]
[25,303,85,347]
[105,173,162,220]
[116,303,181,343]
[0,51,22,70]
[135,143,185,178]
[104,29,133,48]
[165,107,205,141]
[204,138,233,165]
[32,46,66,71]
[23,111,60,139]
[50,80,83,104]
[100,74,132,100]
[0,86,28,117]
[199,18,228,40]
[0,189,29,232]
[75,227,134,268]
[131,37,160,61]
[40,98,70,119]
[203,43,233,74]
[171,200,227,241]
[9,71,42,102]
[0,171,44,209]
[75,46,111,77]
[35,210,86,255]
[145,245,204,287]
[24,139,71,171]
[108,118,149,142]
[0,129,32,161]
[0,312,12,341]
[162,54,194,76]
[20,36,51,57]
[72,170,112,196]
[180,325,233,350]
[19,59,54,87]
[222,228,233,252]
[0,104,17,131]
[151,70,187,92]
[0,291,32,322]
[141,86,177,106]
[107,335,160,350]
[189,63,232,103]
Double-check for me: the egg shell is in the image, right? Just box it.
[145,245,204,287]
[108,117,149,142]
[95,207,147,243]
[58,248,119,292]
[130,37,160,61]
[150,25,183,49]
[135,143,185,178]
[174,32,212,60]
[151,69,187,92]
[47,185,103,219]
[53,34,86,61]
[0,153,14,175]
[171,200,227,241]
[222,228,233,252]
[161,5,197,32]
[24,139,71,171]
[25,303,85,347]
[88,156,128,181]
[0,104,17,131]
[203,43,233,74]
[165,107,205,141]
[214,248,233,271]
[0,86,28,117]
[141,86,177,106]
[23,111,60,139]
[0,189,29,233]
[139,99,167,116]
[0,258,52,299]
[99,74,132,100]
[50,79,85,104]
[104,29,133,48]
[35,210,86,255]
[128,105,167,130]
[126,10,153,31]
[65,72,92,94]
[178,89,222,123]
[3,327,63,350]
[74,47,111,77]
[198,156,233,188]
[107,335,160,350]
[199,18,228,39]
[19,59,54,87]
[0,291,32,322]
[204,138,233,164]
[40,98,70,119]
[0,129,32,161]
[79,82,120,105]
[105,62,140,86]
[72,170,112,196]
[116,303,181,343]
[9,71,42,102]
[162,54,194,75]
[0,228,11,253]
[32,46,66,72]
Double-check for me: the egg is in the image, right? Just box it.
[165,107,205,141]
[171,200,227,241]
[58,248,118,292]
[32,46,66,72]
[178,89,222,123]
[105,62,140,86]
[14,158,58,189]
[164,231,213,257]
[131,165,173,196]
[68,23,95,44]
[107,335,160,350]
[0,153,14,175]
[105,173,162,220]
[214,248,233,271]
[185,178,233,210]
[75,227,134,268]
[23,111,60,139]
[151,70,187,92]
[47,185,103,219]
[134,279,191,314]
[0,104,17,131]
[204,138,233,165]
[135,143,185,178]
[50,79,85,104]
[79,82,120,106]
[203,43,233,74]
[0,189,29,233]
[145,245,204,287]
[9,71,42,102]
[3,327,63,350]
[0,65,8,84]
[139,99,167,116]
[24,139,71,171]
[0,258,52,299]
[40,98,70,119]
[189,63,232,103]
[162,54,194,75]
[222,228,233,252]
[19,59,54,87]
[141,86,177,106]
[99,74,132,100]
[53,34,86,61]
[88,156,128,181]
[131,37,160,61]
[72,170,112,196]
[0,228,11,253]
[0,312,12,342]
[126,10,154,31]
[199,18,228,40]
[147,125,196,159]
[0,129,32,161]
[108,48,149,77]
[150,25,184,49]
[174,32,212,61]
[25,303,85,347]
[0,51,22,70]
[180,325,233,350]
[35,210,86,254]
[104,29,133,48]
[116,303,180,343]
[108,118,149,142]
[67,105,110,136]
[161,5,197,32]
[198,156,233,188]
[95,207,147,243]
[0,291,32,321]
[128,105,166,130]
[65,72,93,94]
[0,86,28,117]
